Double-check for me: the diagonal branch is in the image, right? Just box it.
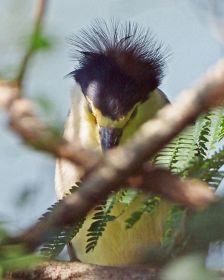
[0,82,99,170]
[9,165,215,251]
[128,164,215,210]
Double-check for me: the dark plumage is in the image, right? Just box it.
[68,19,168,119]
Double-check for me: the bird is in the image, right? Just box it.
[55,19,173,266]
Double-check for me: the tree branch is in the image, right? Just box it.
[129,164,215,210]
[5,261,224,280]
[0,82,99,169]
[6,261,159,280]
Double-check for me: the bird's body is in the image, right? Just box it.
[55,20,172,266]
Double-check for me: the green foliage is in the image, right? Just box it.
[196,113,213,158]
[125,195,161,229]
[40,185,85,258]
[155,108,224,179]
[162,206,186,251]
[0,225,41,279]
[31,32,52,52]
[188,146,224,188]
[0,245,41,278]
[153,108,224,253]
[35,107,224,260]
[28,25,53,53]
[41,220,84,259]
[153,125,200,176]
[118,189,139,205]
[186,198,224,253]
[161,254,218,280]
[86,195,116,253]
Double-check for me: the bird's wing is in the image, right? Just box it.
[55,86,83,199]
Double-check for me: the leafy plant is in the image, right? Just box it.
[40,185,85,258]
[86,195,116,253]
[38,107,224,259]
[0,225,41,279]
[125,195,161,229]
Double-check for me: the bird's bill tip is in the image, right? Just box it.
[99,126,122,151]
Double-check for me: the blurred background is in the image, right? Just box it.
[0,0,224,266]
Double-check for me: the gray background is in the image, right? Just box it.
[0,0,224,267]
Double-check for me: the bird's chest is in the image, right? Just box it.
[71,193,172,266]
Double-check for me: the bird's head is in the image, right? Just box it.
[68,20,167,151]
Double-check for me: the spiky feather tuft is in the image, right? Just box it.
[67,19,169,119]
[68,19,167,86]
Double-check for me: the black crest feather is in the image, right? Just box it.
[68,19,168,119]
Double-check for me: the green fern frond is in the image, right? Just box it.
[86,195,116,253]
[41,219,84,258]
[188,146,224,188]
[199,148,224,188]
[218,114,224,141]
[153,137,180,171]
[118,189,139,205]
[38,186,79,220]
[125,196,161,229]
[40,185,85,258]
[196,113,213,158]
[154,126,197,175]
[173,126,198,176]
[204,108,224,156]
[162,206,186,250]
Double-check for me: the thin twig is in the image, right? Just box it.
[16,0,48,89]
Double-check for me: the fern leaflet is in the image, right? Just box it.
[85,195,116,253]
[162,206,186,250]
[118,189,139,205]
[125,196,161,229]
[40,185,84,258]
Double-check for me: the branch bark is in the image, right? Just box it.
[9,164,214,251]
[6,261,159,280]
[5,261,224,280]
[129,164,215,210]
[0,82,98,170]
